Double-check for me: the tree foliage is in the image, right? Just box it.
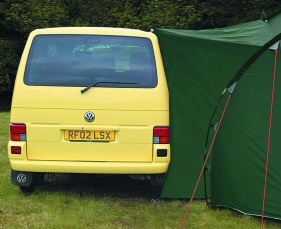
[0,0,280,110]
[190,0,280,29]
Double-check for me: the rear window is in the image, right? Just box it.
[24,35,158,88]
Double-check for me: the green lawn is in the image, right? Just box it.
[0,112,280,228]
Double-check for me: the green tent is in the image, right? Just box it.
[210,46,281,219]
[211,20,281,219]
[154,10,281,219]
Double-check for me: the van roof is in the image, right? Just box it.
[30,27,155,38]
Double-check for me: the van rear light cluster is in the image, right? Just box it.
[153,126,170,144]
[10,124,26,141]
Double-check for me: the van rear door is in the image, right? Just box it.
[11,32,169,163]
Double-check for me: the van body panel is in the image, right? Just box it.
[10,107,168,162]
[8,27,170,176]
[11,86,168,110]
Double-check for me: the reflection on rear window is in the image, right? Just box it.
[24,35,158,88]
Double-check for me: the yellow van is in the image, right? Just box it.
[8,27,170,191]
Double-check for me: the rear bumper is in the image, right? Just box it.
[8,141,170,174]
[9,160,169,174]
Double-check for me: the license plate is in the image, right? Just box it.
[65,130,115,141]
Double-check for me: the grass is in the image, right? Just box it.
[0,112,281,228]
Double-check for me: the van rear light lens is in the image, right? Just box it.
[11,146,22,154]
[153,126,170,144]
[10,124,26,141]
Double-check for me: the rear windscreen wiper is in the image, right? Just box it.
[81,81,137,94]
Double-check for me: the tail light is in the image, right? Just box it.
[11,146,22,154]
[10,124,26,141]
[153,126,170,144]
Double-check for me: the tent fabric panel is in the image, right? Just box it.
[157,20,273,46]
[227,33,281,88]
[264,51,281,218]
[154,28,262,198]
[211,49,281,219]
[268,9,281,35]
